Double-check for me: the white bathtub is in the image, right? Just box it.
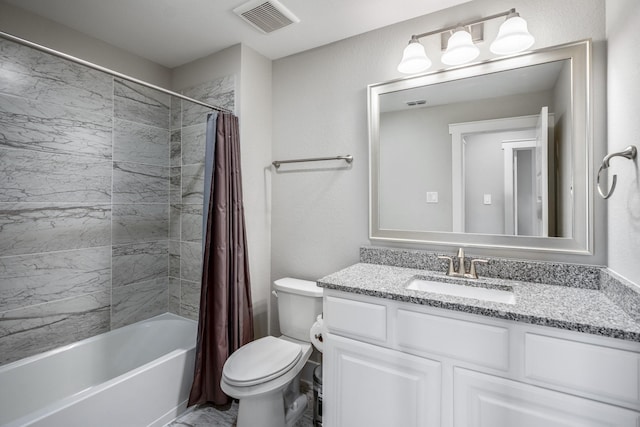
[0,313,197,427]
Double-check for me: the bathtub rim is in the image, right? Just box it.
[0,312,196,373]
[0,312,197,427]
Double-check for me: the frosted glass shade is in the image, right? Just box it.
[397,40,432,74]
[441,29,479,66]
[490,15,535,55]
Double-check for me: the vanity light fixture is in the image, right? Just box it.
[490,10,535,55]
[397,36,432,74]
[397,8,535,74]
[441,27,480,65]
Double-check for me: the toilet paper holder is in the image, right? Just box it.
[310,314,325,352]
[313,314,324,342]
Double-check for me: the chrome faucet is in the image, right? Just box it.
[438,248,488,279]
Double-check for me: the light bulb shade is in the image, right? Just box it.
[490,15,535,55]
[441,29,479,66]
[397,40,432,74]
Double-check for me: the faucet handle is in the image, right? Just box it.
[437,255,455,276]
[466,259,489,279]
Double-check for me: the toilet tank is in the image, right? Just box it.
[274,278,323,342]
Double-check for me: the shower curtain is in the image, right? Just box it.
[188,112,254,406]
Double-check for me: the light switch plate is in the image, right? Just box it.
[426,192,438,203]
[483,194,492,205]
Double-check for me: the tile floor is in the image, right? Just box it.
[168,384,316,427]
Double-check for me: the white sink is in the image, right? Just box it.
[406,277,516,305]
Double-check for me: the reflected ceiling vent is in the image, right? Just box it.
[406,100,427,106]
[233,0,300,34]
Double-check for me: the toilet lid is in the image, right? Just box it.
[222,336,302,386]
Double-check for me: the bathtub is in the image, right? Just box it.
[0,313,197,427]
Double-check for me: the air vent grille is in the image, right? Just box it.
[233,0,300,34]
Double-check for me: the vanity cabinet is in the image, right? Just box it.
[326,334,441,427]
[323,290,640,427]
[454,368,638,427]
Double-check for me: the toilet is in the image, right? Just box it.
[221,278,323,427]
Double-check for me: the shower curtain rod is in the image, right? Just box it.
[0,31,232,114]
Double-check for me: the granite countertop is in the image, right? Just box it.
[318,263,640,342]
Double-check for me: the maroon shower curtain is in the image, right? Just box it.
[188,112,254,407]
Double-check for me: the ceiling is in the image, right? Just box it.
[3,0,471,68]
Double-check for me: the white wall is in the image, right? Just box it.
[606,0,640,287]
[272,0,607,305]
[0,1,170,87]
[239,46,273,338]
[171,44,273,338]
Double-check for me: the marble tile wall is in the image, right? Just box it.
[0,39,114,364]
[168,76,235,321]
[0,38,236,365]
[0,39,176,365]
[110,78,171,329]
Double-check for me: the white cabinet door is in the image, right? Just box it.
[454,368,640,427]
[523,332,640,406]
[324,333,441,427]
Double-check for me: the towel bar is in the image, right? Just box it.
[272,155,353,169]
[597,145,637,199]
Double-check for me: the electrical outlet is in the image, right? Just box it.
[426,192,438,203]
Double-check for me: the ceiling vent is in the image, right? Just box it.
[233,0,300,34]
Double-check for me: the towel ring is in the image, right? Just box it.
[597,145,637,199]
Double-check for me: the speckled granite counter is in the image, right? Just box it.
[318,263,640,342]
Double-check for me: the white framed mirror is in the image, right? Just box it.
[368,40,592,254]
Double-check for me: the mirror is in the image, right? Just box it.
[369,41,592,254]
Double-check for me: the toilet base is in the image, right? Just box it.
[236,386,307,427]
[236,392,285,427]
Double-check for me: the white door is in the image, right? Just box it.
[502,140,536,235]
[535,106,549,237]
[454,368,639,427]
[324,333,441,427]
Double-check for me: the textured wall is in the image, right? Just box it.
[606,0,640,287]
[271,0,608,308]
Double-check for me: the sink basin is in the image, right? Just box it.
[406,277,516,305]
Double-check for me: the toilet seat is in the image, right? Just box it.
[222,336,302,387]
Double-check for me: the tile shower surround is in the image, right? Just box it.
[168,76,235,321]
[0,38,235,365]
